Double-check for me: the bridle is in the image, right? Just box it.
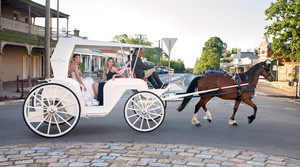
[261,63,274,80]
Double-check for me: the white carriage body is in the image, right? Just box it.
[49,38,166,117]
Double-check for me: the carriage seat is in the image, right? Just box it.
[131,69,148,82]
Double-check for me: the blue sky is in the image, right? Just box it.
[33,0,275,68]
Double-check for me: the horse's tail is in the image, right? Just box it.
[177,76,202,112]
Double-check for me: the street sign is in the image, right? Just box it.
[162,38,177,51]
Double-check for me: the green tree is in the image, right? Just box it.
[265,0,300,61]
[194,37,227,74]
[193,57,202,74]
[113,34,128,43]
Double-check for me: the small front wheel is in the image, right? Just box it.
[124,91,165,132]
[23,83,80,138]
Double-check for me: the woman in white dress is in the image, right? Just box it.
[69,54,97,105]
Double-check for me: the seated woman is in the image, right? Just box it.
[93,57,121,105]
[69,54,97,106]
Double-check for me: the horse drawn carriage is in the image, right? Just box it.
[23,38,274,138]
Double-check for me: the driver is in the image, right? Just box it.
[130,48,168,89]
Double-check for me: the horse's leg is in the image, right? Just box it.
[242,98,257,124]
[229,100,241,126]
[202,104,212,123]
[192,99,203,127]
[192,97,211,126]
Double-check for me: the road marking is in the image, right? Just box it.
[284,108,298,111]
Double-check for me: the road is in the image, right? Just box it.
[0,73,299,159]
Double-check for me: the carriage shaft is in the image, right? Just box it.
[162,83,249,101]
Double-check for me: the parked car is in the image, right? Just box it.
[157,66,168,74]
[203,67,229,75]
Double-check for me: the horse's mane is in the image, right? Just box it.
[239,62,261,83]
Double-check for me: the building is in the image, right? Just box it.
[220,49,258,74]
[258,36,299,81]
[0,0,69,91]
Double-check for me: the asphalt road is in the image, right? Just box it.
[0,73,299,159]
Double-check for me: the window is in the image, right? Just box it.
[13,11,20,21]
[25,17,29,23]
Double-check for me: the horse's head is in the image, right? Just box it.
[260,60,274,81]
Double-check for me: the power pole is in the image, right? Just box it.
[135,34,147,45]
[45,0,51,78]
[57,0,59,40]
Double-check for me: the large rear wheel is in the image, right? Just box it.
[23,83,80,138]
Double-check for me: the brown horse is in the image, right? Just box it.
[177,60,274,126]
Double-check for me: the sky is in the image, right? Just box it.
[33,0,274,68]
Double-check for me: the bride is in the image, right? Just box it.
[69,54,97,106]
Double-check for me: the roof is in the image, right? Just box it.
[74,48,103,55]
[2,0,69,18]
[240,52,258,59]
[51,38,154,78]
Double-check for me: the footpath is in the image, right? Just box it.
[0,79,299,166]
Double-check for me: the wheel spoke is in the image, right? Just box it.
[138,94,145,109]
[150,112,162,117]
[140,117,144,129]
[53,87,58,105]
[57,102,76,110]
[147,106,162,112]
[26,106,45,110]
[27,112,46,120]
[131,99,143,111]
[127,113,139,119]
[53,114,62,133]
[56,114,72,127]
[47,115,52,135]
[57,111,77,117]
[132,116,140,126]
[149,115,158,125]
[146,98,159,110]
[146,118,150,129]
[32,94,48,108]
[55,93,70,107]
[35,115,49,130]
[127,107,141,112]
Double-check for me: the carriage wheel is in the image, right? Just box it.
[132,98,167,121]
[23,83,80,138]
[124,91,165,132]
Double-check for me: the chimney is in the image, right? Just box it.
[74,29,80,36]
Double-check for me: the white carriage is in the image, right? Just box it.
[23,38,169,138]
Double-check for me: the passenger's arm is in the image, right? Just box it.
[74,67,87,91]
[111,67,121,81]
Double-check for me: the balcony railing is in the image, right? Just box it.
[1,17,66,39]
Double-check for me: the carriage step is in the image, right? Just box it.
[86,114,106,118]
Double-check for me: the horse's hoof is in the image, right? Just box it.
[207,119,212,123]
[196,123,201,127]
[248,115,255,124]
[233,122,238,126]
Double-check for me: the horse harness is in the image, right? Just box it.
[232,73,255,100]
[192,73,255,99]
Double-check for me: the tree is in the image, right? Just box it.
[193,37,227,73]
[113,34,128,43]
[265,0,300,61]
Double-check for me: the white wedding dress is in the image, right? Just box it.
[69,72,98,106]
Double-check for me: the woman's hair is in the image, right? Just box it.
[104,57,116,72]
[73,54,80,59]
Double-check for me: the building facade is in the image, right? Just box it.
[0,0,69,91]
[258,36,299,81]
